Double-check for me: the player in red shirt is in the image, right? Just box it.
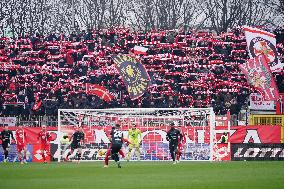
[176,125,186,163]
[37,125,52,163]
[15,125,28,164]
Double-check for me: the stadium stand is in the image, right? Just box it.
[0,27,283,119]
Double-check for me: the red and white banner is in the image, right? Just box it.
[0,127,57,145]
[249,93,275,110]
[32,144,51,162]
[1,125,280,145]
[231,125,281,143]
[86,83,114,102]
[0,125,280,162]
[212,125,281,161]
[239,55,280,101]
[212,143,231,161]
[133,46,148,55]
[243,26,284,72]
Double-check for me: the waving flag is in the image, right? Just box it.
[133,46,148,55]
[239,55,280,101]
[113,55,152,99]
[243,26,284,72]
[86,83,114,102]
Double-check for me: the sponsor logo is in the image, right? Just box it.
[232,144,284,160]
[34,149,43,160]
[142,120,176,127]
[213,145,230,161]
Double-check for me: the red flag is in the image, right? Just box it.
[239,55,280,101]
[32,100,42,111]
[86,83,114,102]
[66,50,75,65]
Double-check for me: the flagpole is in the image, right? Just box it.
[276,97,281,114]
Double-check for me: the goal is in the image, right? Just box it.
[57,108,215,162]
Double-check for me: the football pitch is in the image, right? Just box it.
[0,161,283,189]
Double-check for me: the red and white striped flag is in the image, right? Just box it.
[86,83,114,102]
[133,46,148,55]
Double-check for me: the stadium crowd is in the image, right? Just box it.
[0,27,283,117]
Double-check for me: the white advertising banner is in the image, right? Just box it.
[249,93,275,110]
[0,117,17,126]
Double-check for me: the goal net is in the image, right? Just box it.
[57,108,215,162]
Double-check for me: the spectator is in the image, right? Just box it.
[0,27,283,118]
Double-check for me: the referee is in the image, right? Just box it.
[0,126,15,162]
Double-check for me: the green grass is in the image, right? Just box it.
[0,161,283,189]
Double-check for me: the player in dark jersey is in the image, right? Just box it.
[166,122,182,164]
[104,126,126,167]
[65,127,85,163]
[106,123,130,168]
[0,126,15,163]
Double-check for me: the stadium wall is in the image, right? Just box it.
[249,114,284,143]
[0,125,281,162]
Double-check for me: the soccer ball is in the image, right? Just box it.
[98,149,106,156]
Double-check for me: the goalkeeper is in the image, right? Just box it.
[127,123,142,161]
[61,134,70,161]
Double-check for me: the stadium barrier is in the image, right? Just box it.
[231,143,284,161]
[282,93,284,113]
[0,117,17,126]
[0,125,281,162]
[0,115,58,127]
[0,144,34,162]
[249,114,284,143]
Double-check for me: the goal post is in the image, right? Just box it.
[57,108,216,162]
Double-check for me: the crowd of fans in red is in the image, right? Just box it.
[0,27,283,117]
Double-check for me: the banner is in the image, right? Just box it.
[55,124,211,161]
[1,125,280,161]
[243,26,284,72]
[134,46,148,55]
[215,125,281,144]
[0,127,56,162]
[32,144,51,162]
[86,83,114,102]
[249,93,275,110]
[0,117,17,126]
[113,55,152,99]
[211,125,281,161]
[212,143,231,161]
[239,55,280,101]
[0,144,33,162]
[231,143,284,161]
[0,127,58,145]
